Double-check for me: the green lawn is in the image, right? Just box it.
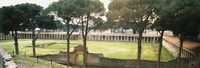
[0,39,174,62]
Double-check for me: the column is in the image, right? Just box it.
[99,35,102,40]
[96,35,98,40]
[42,34,44,39]
[110,36,113,41]
[108,35,110,41]
[126,36,128,41]
[153,37,155,43]
[97,35,99,40]
[104,36,107,40]
[109,36,111,41]
[43,34,45,39]
[113,36,116,41]
[129,36,132,41]
[95,35,97,40]
[98,35,101,40]
[116,36,118,41]
[107,36,109,41]
[112,36,114,41]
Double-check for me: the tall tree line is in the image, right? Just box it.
[0,3,61,56]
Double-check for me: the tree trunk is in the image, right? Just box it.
[13,31,19,55]
[199,59,200,68]
[83,14,90,68]
[83,35,87,67]
[32,29,36,57]
[157,30,164,68]
[137,31,143,68]
[122,29,124,34]
[111,28,113,33]
[176,34,184,68]
[66,20,70,67]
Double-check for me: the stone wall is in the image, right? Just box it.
[39,51,104,66]
[38,51,198,68]
[0,47,17,68]
[97,58,193,68]
[86,53,103,66]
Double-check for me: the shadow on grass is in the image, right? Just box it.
[25,42,81,48]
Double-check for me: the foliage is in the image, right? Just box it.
[108,0,155,68]
[159,0,200,39]
[0,6,25,34]
[37,15,60,30]
[155,0,200,68]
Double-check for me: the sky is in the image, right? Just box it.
[0,0,111,12]
[0,0,111,21]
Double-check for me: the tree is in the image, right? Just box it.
[151,0,174,68]
[128,1,155,68]
[107,0,131,33]
[152,18,169,68]
[170,0,200,68]
[108,0,155,68]
[45,0,84,67]
[0,6,25,55]
[155,0,200,68]
[76,0,104,67]
[15,3,43,57]
[92,19,107,32]
[152,14,171,68]
[15,3,59,57]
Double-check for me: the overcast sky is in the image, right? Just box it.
[0,0,110,12]
[0,0,110,21]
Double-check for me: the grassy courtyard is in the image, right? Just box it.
[0,39,174,61]
[0,39,175,67]
[0,39,175,68]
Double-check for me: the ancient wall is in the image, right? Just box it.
[0,47,17,68]
[39,51,197,68]
[86,53,103,66]
[97,58,193,68]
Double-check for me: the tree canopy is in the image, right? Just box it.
[0,6,25,34]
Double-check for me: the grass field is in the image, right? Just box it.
[0,39,174,62]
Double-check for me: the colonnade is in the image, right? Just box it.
[0,33,12,40]
[0,33,160,43]
[18,33,79,40]
[89,35,160,42]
